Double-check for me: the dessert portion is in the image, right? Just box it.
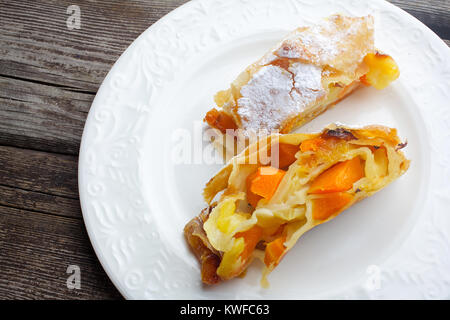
[204,15,400,156]
[184,125,409,285]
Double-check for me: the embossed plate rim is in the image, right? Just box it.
[79,0,450,299]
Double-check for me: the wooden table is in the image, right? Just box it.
[0,0,449,300]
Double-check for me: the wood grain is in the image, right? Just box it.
[0,0,448,300]
[0,146,78,199]
[0,205,121,299]
[0,76,92,155]
[0,146,114,298]
[0,185,81,219]
[0,0,189,92]
[0,146,81,219]
[0,0,446,93]
[0,0,448,156]
[389,0,450,40]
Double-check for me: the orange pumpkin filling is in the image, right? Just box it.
[275,143,299,169]
[308,157,364,194]
[235,225,263,261]
[360,52,400,90]
[264,236,287,267]
[246,166,286,208]
[204,108,238,134]
[311,193,354,220]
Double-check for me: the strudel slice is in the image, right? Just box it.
[204,15,400,150]
[184,125,409,285]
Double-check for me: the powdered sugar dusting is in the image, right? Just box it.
[291,20,342,63]
[277,15,374,71]
[290,62,323,93]
[237,63,324,132]
[276,41,302,59]
[290,62,325,110]
[259,52,278,65]
[238,66,295,132]
[232,15,374,133]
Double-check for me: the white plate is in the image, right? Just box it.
[79,0,450,299]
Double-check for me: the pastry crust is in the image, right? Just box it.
[209,15,376,134]
[204,15,399,160]
[185,124,410,285]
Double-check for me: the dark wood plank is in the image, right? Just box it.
[0,146,78,200]
[0,76,92,155]
[0,0,448,301]
[0,0,188,155]
[388,0,450,40]
[0,205,122,299]
[0,0,448,156]
[0,0,189,92]
[0,185,81,219]
[0,0,445,93]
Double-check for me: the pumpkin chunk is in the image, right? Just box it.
[236,225,263,261]
[204,108,238,134]
[311,192,354,220]
[275,143,299,169]
[308,157,364,194]
[360,52,400,90]
[247,167,286,208]
[300,137,326,152]
[246,171,263,208]
[264,236,287,267]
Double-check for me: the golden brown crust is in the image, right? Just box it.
[183,207,221,285]
[203,163,233,204]
[211,15,375,136]
[192,125,410,285]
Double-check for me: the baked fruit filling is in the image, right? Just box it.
[360,52,400,89]
[203,15,400,153]
[205,51,400,134]
[184,125,409,285]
